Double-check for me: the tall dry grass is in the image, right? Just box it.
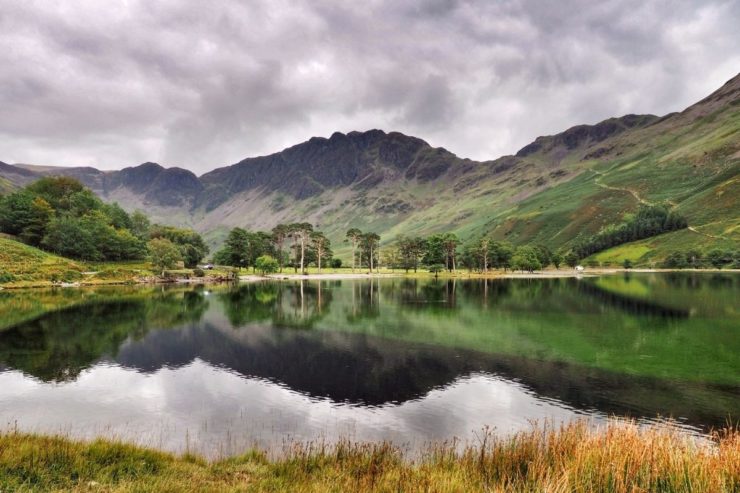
[0,419,737,492]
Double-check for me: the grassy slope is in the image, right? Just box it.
[196,77,738,263]
[0,236,235,289]
[0,420,737,492]
[0,235,84,284]
[0,176,14,194]
[484,85,739,264]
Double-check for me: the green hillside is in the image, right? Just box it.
[0,235,84,284]
[481,76,739,263]
[0,236,157,287]
[1,75,738,264]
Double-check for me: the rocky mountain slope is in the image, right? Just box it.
[1,73,738,259]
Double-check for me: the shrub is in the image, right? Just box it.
[428,263,446,277]
[705,249,734,269]
[255,255,279,275]
[330,258,342,269]
[661,251,688,269]
[62,270,82,282]
[193,268,205,277]
[0,270,15,283]
[148,238,182,274]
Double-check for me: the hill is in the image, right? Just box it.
[1,73,738,261]
[0,235,83,284]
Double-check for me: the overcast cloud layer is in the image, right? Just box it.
[0,0,738,173]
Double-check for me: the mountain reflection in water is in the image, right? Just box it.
[0,273,737,456]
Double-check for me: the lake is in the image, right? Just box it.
[0,273,737,458]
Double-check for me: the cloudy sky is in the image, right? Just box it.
[0,0,738,174]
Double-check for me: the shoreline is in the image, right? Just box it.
[1,267,738,290]
[0,419,735,491]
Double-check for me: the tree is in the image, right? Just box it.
[271,224,290,272]
[26,176,86,212]
[148,238,182,275]
[706,249,732,269]
[149,225,209,268]
[381,244,402,270]
[216,227,250,268]
[0,190,35,236]
[442,233,460,272]
[361,232,380,273]
[685,249,702,268]
[662,251,688,269]
[310,231,331,273]
[551,252,563,269]
[289,223,313,274]
[623,258,633,269]
[478,237,491,273]
[428,263,445,278]
[255,255,279,275]
[511,246,542,272]
[346,228,363,272]
[490,241,514,271]
[423,234,446,267]
[130,211,151,241]
[330,258,342,269]
[42,216,98,260]
[19,197,53,246]
[572,204,687,258]
[533,245,552,269]
[564,251,579,268]
[103,203,132,230]
[398,236,426,272]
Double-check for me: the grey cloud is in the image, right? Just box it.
[0,0,737,172]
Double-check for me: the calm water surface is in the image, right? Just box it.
[0,273,737,457]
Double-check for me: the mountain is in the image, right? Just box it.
[1,73,738,261]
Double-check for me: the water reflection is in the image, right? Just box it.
[0,273,737,456]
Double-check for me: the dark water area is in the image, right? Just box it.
[0,273,737,457]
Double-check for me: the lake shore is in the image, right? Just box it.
[1,419,735,492]
[2,266,738,290]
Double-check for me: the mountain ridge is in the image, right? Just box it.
[1,73,738,259]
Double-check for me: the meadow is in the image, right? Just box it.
[0,420,737,492]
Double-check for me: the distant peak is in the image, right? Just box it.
[135,162,164,170]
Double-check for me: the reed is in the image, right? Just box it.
[0,419,737,492]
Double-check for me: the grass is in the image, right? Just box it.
[0,236,235,288]
[0,420,736,492]
[587,224,739,267]
[0,235,84,286]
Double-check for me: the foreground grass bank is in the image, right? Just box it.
[0,421,737,492]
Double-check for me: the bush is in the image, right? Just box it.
[428,263,446,277]
[661,251,688,269]
[193,268,205,277]
[62,270,82,282]
[0,270,15,283]
[330,258,342,269]
[622,259,632,269]
[511,246,542,272]
[148,238,182,274]
[705,249,734,269]
[255,255,279,275]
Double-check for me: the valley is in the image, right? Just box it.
[1,74,738,265]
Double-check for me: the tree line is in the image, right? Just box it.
[571,204,687,259]
[382,234,567,274]
[212,225,383,275]
[0,177,208,270]
[2,178,713,275]
[660,248,739,269]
